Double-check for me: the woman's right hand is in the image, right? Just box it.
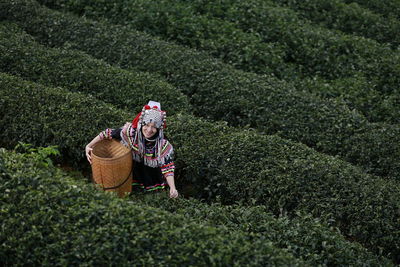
[85,145,93,164]
[85,135,102,165]
[169,188,179,198]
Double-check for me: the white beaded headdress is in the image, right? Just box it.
[131,101,167,167]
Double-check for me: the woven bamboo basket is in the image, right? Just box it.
[91,139,133,197]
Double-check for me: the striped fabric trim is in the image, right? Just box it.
[160,140,172,157]
[162,162,174,168]
[132,180,143,187]
[161,162,175,177]
[124,124,135,149]
[161,167,175,173]
[145,182,167,191]
[99,128,113,140]
[132,181,167,192]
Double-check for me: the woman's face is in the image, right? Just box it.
[142,122,158,139]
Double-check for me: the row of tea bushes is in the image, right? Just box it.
[0,149,303,266]
[272,0,400,47]
[181,0,400,95]
[0,23,190,116]
[2,1,400,180]
[1,72,399,261]
[36,0,400,124]
[0,147,390,266]
[38,0,400,90]
[168,113,400,261]
[133,193,390,266]
[0,72,129,168]
[343,0,400,20]
[295,74,400,124]
[37,0,291,77]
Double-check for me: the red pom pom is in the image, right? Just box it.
[131,112,141,128]
[144,105,151,110]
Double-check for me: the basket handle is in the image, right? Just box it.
[102,169,133,190]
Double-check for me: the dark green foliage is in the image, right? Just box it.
[0,148,302,266]
[1,0,399,180]
[342,0,400,20]
[181,0,400,92]
[168,114,400,261]
[38,0,400,88]
[0,23,190,115]
[344,123,400,176]
[36,0,400,123]
[295,74,400,124]
[0,147,390,266]
[272,0,400,47]
[38,0,289,76]
[179,0,400,122]
[1,72,400,261]
[2,0,400,264]
[0,72,130,168]
[134,194,391,266]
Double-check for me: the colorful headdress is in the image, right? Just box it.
[132,101,166,130]
[130,101,167,167]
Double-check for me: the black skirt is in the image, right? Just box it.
[132,161,167,192]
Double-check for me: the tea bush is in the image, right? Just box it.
[342,0,400,20]
[295,75,400,124]
[134,194,391,266]
[0,23,190,115]
[183,0,400,94]
[38,0,400,88]
[272,0,400,47]
[167,114,400,261]
[183,0,400,124]
[2,0,399,180]
[36,0,400,123]
[0,72,130,168]
[0,146,390,265]
[2,73,399,260]
[37,0,290,78]
[0,148,303,266]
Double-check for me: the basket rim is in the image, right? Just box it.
[92,139,131,161]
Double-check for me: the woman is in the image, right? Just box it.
[85,101,178,198]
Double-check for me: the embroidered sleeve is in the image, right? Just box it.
[99,128,113,140]
[161,161,175,177]
[160,140,175,177]
[98,128,122,140]
[120,123,136,149]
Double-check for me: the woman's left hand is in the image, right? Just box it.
[169,188,179,198]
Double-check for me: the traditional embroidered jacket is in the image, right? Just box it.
[99,123,175,192]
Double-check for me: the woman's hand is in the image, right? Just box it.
[85,135,102,164]
[169,188,179,198]
[85,145,93,164]
[165,175,178,198]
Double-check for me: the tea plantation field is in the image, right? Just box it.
[1,0,399,265]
